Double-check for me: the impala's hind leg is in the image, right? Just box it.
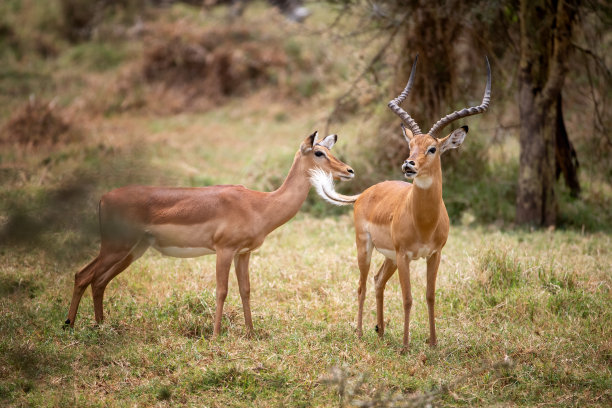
[374,258,397,338]
[213,248,235,337]
[397,254,413,352]
[91,238,149,324]
[355,228,373,338]
[65,256,100,328]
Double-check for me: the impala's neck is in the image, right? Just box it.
[409,160,444,230]
[262,152,311,232]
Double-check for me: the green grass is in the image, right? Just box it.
[1,215,610,406]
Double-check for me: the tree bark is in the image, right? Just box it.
[395,0,460,128]
[554,93,581,197]
[516,0,578,226]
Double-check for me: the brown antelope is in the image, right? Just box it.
[65,131,354,336]
[311,56,491,350]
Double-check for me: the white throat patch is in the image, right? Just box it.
[414,176,433,189]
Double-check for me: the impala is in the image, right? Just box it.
[311,56,491,350]
[65,131,354,336]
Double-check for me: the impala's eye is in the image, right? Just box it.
[314,151,325,157]
[428,146,437,155]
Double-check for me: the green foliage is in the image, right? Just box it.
[443,136,518,226]
[557,184,612,232]
[59,41,127,71]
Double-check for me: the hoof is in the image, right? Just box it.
[375,324,379,332]
[400,346,410,355]
[63,319,71,330]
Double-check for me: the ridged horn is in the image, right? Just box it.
[387,55,422,136]
[428,56,491,137]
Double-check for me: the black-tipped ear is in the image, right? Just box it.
[301,131,318,154]
[308,131,318,147]
[318,134,337,150]
[439,126,468,153]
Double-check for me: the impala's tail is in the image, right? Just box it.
[309,168,360,206]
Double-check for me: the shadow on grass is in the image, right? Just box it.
[0,144,160,269]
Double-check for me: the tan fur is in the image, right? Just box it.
[65,132,354,337]
[353,130,462,351]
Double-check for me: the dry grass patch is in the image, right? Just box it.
[0,97,81,148]
[142,23,287,110]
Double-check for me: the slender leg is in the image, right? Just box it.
[91,240,149,324]
[355,231,373,338]
[426,251,441,347]
[374,258,397,337]
[396,252,413,352]
[234,252,253,337]
[213,248,235,337]
[65,256,100,327]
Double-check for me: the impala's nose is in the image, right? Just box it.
[342,167,355,180]
[402,161,416,172]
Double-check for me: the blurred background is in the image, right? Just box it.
[0,0,610,260]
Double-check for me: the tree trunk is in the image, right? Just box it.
[517,80,557,226]
[383,0,462,167]
[554,93,581,197]
[516,0,578,226]
[395,1,460,128]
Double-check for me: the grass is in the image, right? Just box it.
[0,217,610,406]
[0,1,611,406]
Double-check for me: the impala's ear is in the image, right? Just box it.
[401,124,414,143]
[439,126,468,153]
[301,131,318,154]
[317,134,337,150]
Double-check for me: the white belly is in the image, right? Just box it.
[375,246,436,262]
[376,247,396,261]
[152,244,255,258]
[153,245,215,258]
[415,247,435,259]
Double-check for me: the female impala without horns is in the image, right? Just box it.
[65,131,354,337]
[311,56,491,350]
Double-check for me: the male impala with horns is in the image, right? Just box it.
[311,56,491,351]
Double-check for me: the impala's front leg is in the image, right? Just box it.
[426,251,441,347]
[234,252,253,337]
[396,253,413,352]
[213,249,235,337]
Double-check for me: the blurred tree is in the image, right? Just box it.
[328,0,610,227]
[516,0,580,226]
[391,0,461,127]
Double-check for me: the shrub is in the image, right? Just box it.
[140,24,288,112]
[0,98,81,147]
